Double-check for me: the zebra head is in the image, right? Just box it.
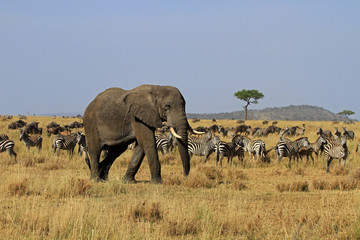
[299,137,311,149]
[76,132,86,145]
[19,129,26,141]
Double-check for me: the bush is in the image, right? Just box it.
[8,178,30,196]
[128,201,162,223]
[276,181,309,192]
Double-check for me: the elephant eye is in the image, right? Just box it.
[164,103,171,110]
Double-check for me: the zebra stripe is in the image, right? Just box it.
[323,136,348,173]
[75,132,90,169]
[0,139,17,160]
[155,134,172,155]
[188,134,220,162]
[216,141,244,166]
[275,137,310,164]
[53,133,78,158]
[19,130,42,151]
[246,139,266,163]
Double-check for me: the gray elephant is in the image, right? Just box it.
[83,85,191,183]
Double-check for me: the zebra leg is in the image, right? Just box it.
[123,145,145,183]
[309,153,314,165]
[304,154,309,165]
[55,148,60,157]
[326,157,333,173]
[204,150,213,163]
[69,147,75,159]
[288,154,292,167]
[219,155,224,167]
[7,148,17,162]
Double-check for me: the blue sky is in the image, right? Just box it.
[1,1,359,120]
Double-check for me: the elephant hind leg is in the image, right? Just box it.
[88,148,102,181]
[99,145,128,181]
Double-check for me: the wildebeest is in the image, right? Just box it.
[8,120,27,129]
[66,121,84,129]
[23,121,43,135]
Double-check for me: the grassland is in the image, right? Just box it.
[0,116,359,239]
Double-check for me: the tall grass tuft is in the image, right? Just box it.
[128,201,163,223]
[8,178,30,196]
[276,181,309,192]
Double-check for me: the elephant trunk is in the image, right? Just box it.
[177,128,190,176]
[169,115,190,176]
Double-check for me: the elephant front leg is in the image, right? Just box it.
[129,119,162,184]
[123,145,145,183]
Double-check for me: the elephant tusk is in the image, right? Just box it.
[193,129,205,135]
[170,127,182,139]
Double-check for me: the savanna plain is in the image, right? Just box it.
[0,116,360,239]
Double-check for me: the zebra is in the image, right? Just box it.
[0,139,17,161]
[334,127,341,138]
[317,127,333,139]
[295,124,306,136]
[342,127,355,140]
[53,133,78,158]
[76,132,87,156]
[232,135,272,165]
[188,132,220,162]
[155,133,172,155]
[76,132,90,169]
[246,139,268,163]
[298,136,327,165]
[19,129,43,151]
[275,137,311,164]
[322,136,348,173]
[215,140,244,166]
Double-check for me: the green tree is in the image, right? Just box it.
[234,89,264,121]
[337,110,355,119]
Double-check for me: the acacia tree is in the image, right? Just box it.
[337,110,355,119]
[234,89,264,121]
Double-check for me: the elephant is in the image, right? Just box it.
[83,84,191,183]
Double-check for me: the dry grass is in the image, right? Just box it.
[0,116,359,239]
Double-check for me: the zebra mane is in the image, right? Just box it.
[293,136,308,142]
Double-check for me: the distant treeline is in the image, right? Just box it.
[187,105,352,121]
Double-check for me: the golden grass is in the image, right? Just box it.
[0,116,359,239]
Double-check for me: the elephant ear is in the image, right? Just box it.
[123,90,163,129]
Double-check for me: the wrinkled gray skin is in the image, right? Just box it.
[83,85,190,183]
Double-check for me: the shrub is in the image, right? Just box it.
[227,169,248,181]
[59,178,93,197]
[232,180,248,191]
[276,181,309,192]
[333,166,349,176]
[197,165,224,182]
[313,180,330,190]
[166,219,199,236]
[183,172,216,189]
[128,201,162,223]
[8,178,30,196]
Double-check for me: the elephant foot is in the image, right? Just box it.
[122,174,137,184]
[150,177,163,184]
